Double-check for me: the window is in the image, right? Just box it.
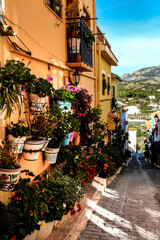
[107,77,110,95]
[46,0,62,18]
[111,85,115,98]
[102,74,106,95]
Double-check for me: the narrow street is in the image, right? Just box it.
[78,153,160,240]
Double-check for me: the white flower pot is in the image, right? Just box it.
[44,148,59,164]
[23,140,44,161]
[0,165,21,191]
[36,221,54,240]
[23,230,38,240]
[9,135,27,153]
[41,137,52,151]
[30,94,48,112]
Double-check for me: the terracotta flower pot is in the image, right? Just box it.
[88,165,97,181]
[0,165,21,191]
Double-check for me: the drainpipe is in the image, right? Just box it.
[92,0,98,106]
[97,41,101,105]
[0,0,3,65]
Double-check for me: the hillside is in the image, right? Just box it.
[118,79,160,92]
[121,65,160,82]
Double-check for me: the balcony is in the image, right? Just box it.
[66,20,94,72]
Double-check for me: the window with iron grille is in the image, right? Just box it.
[46,0,62,18]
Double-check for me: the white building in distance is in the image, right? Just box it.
[128,128,137,152]
[127,106,141,116]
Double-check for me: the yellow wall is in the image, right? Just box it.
[97,42,112,122]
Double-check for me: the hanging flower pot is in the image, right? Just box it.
[44,147,59,164]
[0,165,21,191]
[62,133,72,146]
[57,100,71,112]
[23,139,44,161]
[30,94,48,112]
[9,135,27,154]
[41,137,52,151]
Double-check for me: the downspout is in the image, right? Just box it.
[97,41,101,105]
[92,0,98,106]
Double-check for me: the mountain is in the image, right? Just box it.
[121,65,160,82]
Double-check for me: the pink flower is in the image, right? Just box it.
[101,132,104,135]
[42,189,45,192]
[66,82,71,85]
[76,87,81,91]
[47,74,53,82]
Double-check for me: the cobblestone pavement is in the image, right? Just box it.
[78,153,160,240]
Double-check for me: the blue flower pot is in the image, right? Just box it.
[62,133,72,146]
[57,100,71,112]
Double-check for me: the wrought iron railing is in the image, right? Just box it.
[67,19,94,68]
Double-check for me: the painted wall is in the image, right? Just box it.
[97,42,112,122]
[0,0,97,203]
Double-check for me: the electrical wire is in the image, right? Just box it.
[1,14,63,62]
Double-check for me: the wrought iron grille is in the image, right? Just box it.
[67,20,93,68]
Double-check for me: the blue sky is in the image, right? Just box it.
[96,0,160,76]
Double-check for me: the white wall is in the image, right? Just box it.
[128,130,137,152]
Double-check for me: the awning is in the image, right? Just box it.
[107,112,119,130]
[0,21,14,36]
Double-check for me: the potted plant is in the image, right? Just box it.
[62,112,80,146]
[83,32,95,49]
[26,77,54,112]
[7,120,30,153]
[0,59,36,119]
[44,113,68,163]
[22,110,45,161]
[0,140,21,191]
[53,87,75,112]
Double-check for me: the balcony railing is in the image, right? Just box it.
[67,20,94,68]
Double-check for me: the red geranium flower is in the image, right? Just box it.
[77,203,81,212]
[77,112,82,117]
[113,162,116,166]
[40,211,44,215]
[70,208,76,215]
[11,236,16,240]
